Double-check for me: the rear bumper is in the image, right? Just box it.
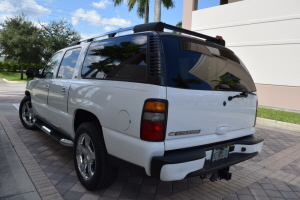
[151,135,264,181]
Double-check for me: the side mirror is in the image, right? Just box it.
[26,68,40,78]
[218,84,230,90]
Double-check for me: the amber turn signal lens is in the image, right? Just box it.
[144,102,166,111]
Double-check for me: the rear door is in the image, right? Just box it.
[161,37,257,150]
[46,47,81,133]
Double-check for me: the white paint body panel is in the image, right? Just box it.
[30,79,52,116]
[160,158,206,181]
[68,80,166,139]
[46,79,71,133]
[102,127,164,176]
[230,142,264,155]
[165,127,255,151]
[165,87,257,150]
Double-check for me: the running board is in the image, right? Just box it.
[35,118,73,147]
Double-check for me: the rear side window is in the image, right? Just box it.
[81,34,148,82]
[161,37,256,92]
[57,48,81,79]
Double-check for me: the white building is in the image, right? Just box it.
[183,0,300,111]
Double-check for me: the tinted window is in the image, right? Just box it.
[57,48,81,79]
[162,37,256,92]
[81,34,147,82]
[43,52,64,79]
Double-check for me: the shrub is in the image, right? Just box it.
[0,62,44,71]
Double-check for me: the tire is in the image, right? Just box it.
[19,96,38,130]
[74,122,118,191]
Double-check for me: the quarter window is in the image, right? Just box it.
[57,48,81,79]
[81,34,148,82]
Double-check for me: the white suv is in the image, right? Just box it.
[20,22,264,191]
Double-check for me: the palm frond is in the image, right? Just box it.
[128,0,137,11]
[176,21,182,28]
[137,0,148,18]
[162,0,175,9]
[112,0,124,6]
[137,4,145,18]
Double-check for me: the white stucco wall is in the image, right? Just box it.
[191,0,300,87]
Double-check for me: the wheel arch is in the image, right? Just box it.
[73,109,102,134]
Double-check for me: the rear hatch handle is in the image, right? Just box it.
[228,91,256,101]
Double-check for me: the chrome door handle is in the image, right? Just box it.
[61,87,67,95]
[45,85,49,91]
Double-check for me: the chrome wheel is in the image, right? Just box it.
[21,101,35,126]
[76,133,96,180]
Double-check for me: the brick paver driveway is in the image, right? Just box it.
[1,108,300,199]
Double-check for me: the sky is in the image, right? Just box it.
[0,0,220,39]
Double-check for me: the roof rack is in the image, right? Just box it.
[69,22,225,47]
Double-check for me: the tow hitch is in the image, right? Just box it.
[200,167,232,182]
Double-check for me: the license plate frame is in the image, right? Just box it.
[212,146,230,162]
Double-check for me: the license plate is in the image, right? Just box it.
[212,146,229,162]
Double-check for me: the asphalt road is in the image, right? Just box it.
[0,79,27,103]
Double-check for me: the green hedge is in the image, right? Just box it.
[0,61,44,72]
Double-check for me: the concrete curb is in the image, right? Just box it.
[0,78,27,83]
[257,117,300,132]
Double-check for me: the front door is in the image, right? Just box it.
[31,52,64,119]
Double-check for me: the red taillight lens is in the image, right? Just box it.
[140,99,168,142]
[141,121,164,141]
[216,35,224,40]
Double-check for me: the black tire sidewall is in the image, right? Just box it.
[19,96,38,130]
[74,122,109,191]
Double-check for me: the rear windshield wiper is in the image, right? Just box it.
[228,91,256,101]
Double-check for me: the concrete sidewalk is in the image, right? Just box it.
[0,121,40,199]
[1,102,300,200]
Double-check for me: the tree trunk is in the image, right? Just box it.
[154,0,161,22]
[21,64,24,80]
[144,3,149,23]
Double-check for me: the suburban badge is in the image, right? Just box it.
[168,130,201,136]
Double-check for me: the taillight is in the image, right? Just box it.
[216,35,224,40]
[254,100,258,126]
[140,99,168,141]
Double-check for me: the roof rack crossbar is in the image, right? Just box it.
[69,26,134,47]
[69,22,225,47]
[79,26,134,42]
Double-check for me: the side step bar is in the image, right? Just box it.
[35,118,73,147]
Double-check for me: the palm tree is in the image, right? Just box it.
[112,0,175,24]
[173,21,182,34]
[113,0,150,23]
[154,0,174,22]
[154,0,161,22]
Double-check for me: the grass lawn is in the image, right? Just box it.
[257,107,300,125]
[0,72,28,81]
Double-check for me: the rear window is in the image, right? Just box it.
[161,37,256,92]
[81,34,148,82]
